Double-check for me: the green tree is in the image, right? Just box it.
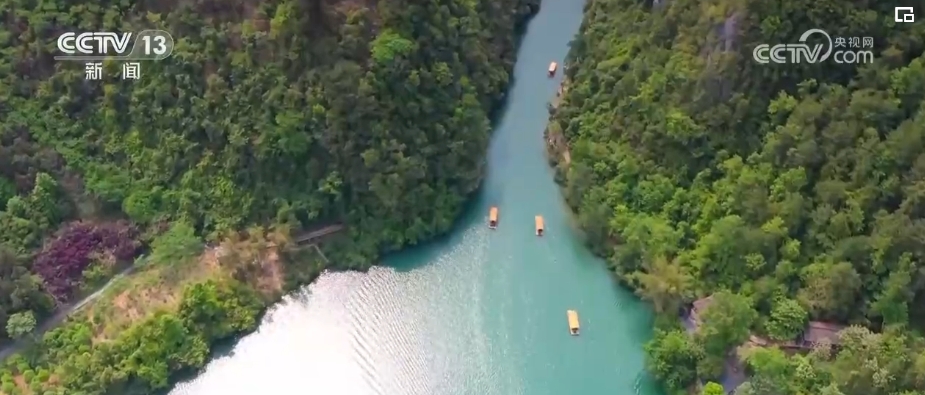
[828,326,911,395]
[797,261,862,321]
[631,256,693,314]
[869,253,916,327]
[701,382,724,395]
[645,329,704,393]
[148,221,202,266]
[0,247,53,336]
[764,297,808,341]
[178,280,262,341]
[5,311,36,339]
[110,313,209,391]
[740,347,796,393]
[696,292,758,358]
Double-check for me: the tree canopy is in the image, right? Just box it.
[4,312,36,340]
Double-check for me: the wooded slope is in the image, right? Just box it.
[553,0,925,393]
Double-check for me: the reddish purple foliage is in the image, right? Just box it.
[33,221,141,302]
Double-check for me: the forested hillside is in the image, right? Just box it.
[552,0,925,393]
[0,0,537,392]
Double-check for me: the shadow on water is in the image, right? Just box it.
[387,189,488,273]
[486,0,540,123]
[383,55,531,275]
[484,6,541,175]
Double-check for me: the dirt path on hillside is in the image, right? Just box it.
[0,265,137,360]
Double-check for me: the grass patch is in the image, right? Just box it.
[78,225,291,341]
[80,248,222,341]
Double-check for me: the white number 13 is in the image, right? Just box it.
[142,35,167,55]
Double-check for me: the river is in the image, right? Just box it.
[168,0,660,393]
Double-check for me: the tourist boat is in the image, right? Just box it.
[548,62,557,77]
[489,207,499,229]
[567,310,580,335]
[535,215,544,236]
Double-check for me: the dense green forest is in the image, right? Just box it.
[0,0,538,392]
[552,0,925,394]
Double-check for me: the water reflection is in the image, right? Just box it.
[169,228,515,395]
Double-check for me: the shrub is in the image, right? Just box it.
[32,221,140,301]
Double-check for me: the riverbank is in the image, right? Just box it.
[544,78,572,184]
[544,78,571,164]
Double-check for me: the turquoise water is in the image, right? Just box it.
[168,0,660,393]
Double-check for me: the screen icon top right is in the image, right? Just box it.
[895,7,915,23]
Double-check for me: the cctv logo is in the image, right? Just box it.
[56,32,133,57]
[895,7,914,23]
